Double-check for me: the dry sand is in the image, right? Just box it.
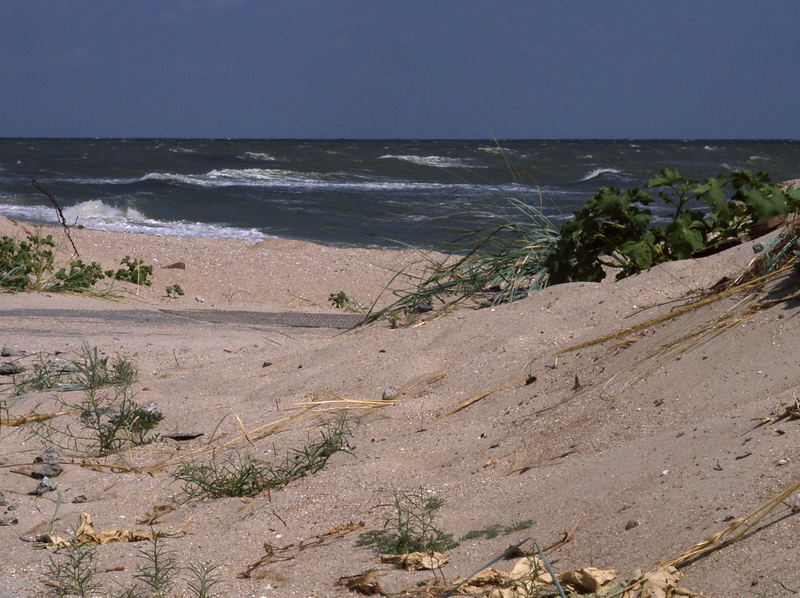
[1,216,799,597]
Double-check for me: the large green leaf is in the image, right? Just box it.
[666,222,705,259]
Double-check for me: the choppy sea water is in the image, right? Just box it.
[0,139,798,248]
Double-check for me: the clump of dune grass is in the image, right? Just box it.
[366,198,559,325]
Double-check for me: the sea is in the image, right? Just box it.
[0,139,798,249]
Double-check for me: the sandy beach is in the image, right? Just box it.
[1,215,799,597]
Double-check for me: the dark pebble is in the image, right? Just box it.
[29,477,57,496]
[6,504,18,511]
[34,451,63,465]
[1,347,25,357]
[0,517,18,526]
[0,362,25,375]
[31,463,63,479]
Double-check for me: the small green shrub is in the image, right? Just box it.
[357,488,458,554]
[165,283,185,298]
[328,291,365,312]
[546,169,800,284]
[185,562,223,598]
[106,256,153,286]
[132,533,179,598]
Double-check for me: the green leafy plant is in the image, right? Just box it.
[165,283,185,298]
[546,169,800,284]
[41,544,100,598]
[0,234,106,292]
[357,488,458,554]
[107,256,153,286]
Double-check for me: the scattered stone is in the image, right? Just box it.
[381,386,400,401]
[72,495,88,504]
[163,261,186,269]
[162,431,204,441]
[139,401,163,420]
[1,347,25,357]
[262,361,272,367]
[31,463,63,479]
[735,451,752,460]
[0,495,5,507]
[752,242,764,253]
[30,476,57,496]
[34,451,63,465]
[0,362,25,375]
[6,503,18,511]
[195,296,206,303]
[625,519,639,530]
[413,300,432,313]
[0,517,18,526]
[776,459,789,466]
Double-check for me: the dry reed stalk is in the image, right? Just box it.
[0,410,78,426]
[446,376,527,415]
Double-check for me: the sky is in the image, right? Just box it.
[1,0,799,139]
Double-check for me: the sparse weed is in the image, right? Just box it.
[175,414,351,499]
[27,345,162,455]
[41,543,100,598]
[185,562,224,598]
[266,412,351,489]
[461,519,534,541]
[357,488,458,554]
[174,453,270,499]
[132,533,179,598]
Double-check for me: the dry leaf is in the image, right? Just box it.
[337,571,385,595]
[559,566,617,592]
[39,513,180,548]
[380,551,449,570]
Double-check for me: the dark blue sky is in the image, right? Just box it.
[2,0,798,139]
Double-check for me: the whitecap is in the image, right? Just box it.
[477,146,516,155]
[703,145,716,151]
[578,167,623,182]
[748,155,770,162]
[168,147,196,154]
[378,155,487,168]
[237,151,277,161]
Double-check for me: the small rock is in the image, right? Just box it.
[752,242,764,253]
[31,463,63,479]
[163,261,186,270]
[625,519,639,530]
[6,503,19,511]
[776,459,789,466]
[0,362,25,375]
[381,386,400,401]
[0,495,6,507]
[195,296,206,303]
[30,476,57,496]
[0,517,18,526]
[34,451,63,465]
[72,495,88,504]
[1,347,25,357]
[262,361,272,367]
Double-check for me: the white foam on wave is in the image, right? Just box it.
[237,151,277,161]
[704,145,716,151]
[169,147,196,154]
[748,155,770,162]
[0,199,268,241]
[578,167,623,182]
[477,145,516,155]
[378,154,487,168]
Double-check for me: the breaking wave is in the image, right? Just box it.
[378,154,487,168]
